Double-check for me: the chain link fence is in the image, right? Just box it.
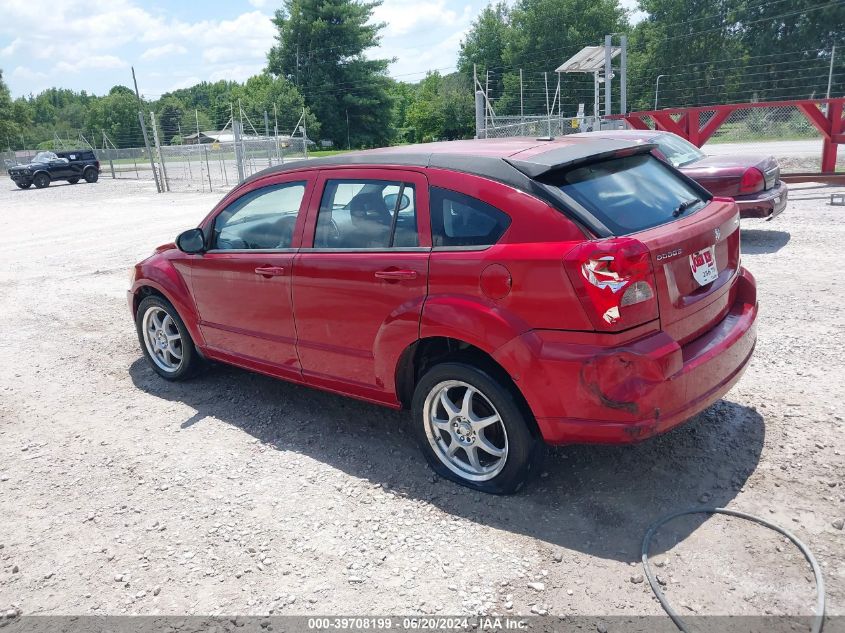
[2,107,314,192]
[479,114,628,138]
[1,137,310,193]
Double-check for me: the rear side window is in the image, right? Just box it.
[541,153,709,235]
[430,187,511,247]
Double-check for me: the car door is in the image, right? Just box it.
[48,157,70,179]
[186,176,314,380]
[292,169,431,404]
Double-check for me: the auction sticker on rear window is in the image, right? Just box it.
[690,245,718,286]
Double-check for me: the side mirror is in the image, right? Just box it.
[176,228,206,254]
[384,192,411,211]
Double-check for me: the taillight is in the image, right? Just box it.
[563,238,658,332]
[739,167,764,194]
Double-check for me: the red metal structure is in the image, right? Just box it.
[610,98,845,173]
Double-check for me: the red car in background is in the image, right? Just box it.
[573,129,787,219]
[129,137,758,494]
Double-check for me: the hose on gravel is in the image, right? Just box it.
[641,507,826,633]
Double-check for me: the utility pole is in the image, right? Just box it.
[604,34,612,117]
[264,110,273,167]
[520,68,524,124]
[150,111,170,192]
[620,34,628,114]
[232,112,245,182]
[544,72,551,138]
[827,45,836,100]
[197,109,212,192]
[274,102,283,164]
[132,66,161,193]
[302,108,308,160]
[102,131,116,179]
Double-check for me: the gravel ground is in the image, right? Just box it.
[0,177,843,621]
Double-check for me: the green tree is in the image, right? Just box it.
[266,0,394,147]
[387,79,416,144]
[0,69,21,144]
[627,0,746,110]
[406,72,474,143]
[458,2,510,97]
[231,73,319,139]
[499,0,627,115]
[85,88,142,148]
[157,96,186,143]
[736,0,845,101]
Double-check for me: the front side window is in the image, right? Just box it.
[430,187,511,247]
[213,181,306,250]
[314,179,418,249]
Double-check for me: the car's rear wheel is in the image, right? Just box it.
[68,177,79,184]
[412,362,542,494]
[83,168,98,183]
[33,173,50,189]
[135,295,200,381]
[15,181,31,189]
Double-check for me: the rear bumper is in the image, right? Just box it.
[494,268,758,445]
[735,181,788,219]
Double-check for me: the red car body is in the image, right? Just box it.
[573,129,788,219]
[129,137,757,488]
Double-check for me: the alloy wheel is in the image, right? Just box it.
[423,380,509,482]
[141,306,183,373]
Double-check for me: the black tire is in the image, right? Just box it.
[135,295,200,381]
[83,168,98,183]
[16,181,32,189]
[68,177,80,184]
[411,361,542,494]
[32,173,50,189]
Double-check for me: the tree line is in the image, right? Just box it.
[1,0,842,151]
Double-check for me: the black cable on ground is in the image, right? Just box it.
[641,507,826,633]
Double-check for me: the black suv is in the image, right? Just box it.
[8,150,100,189]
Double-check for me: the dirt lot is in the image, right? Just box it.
[0,176,843,622]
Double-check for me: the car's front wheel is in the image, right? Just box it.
[135,295,200,380]
[32,173,50,189]
[412,362,542,494]
[83,168,98,183]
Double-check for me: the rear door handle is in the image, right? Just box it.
[374,269,417,281]
[254,266,286,277]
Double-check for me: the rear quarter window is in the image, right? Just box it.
[540,153,710,235]
[430,187,511,247]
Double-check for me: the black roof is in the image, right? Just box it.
[244,137,654,190]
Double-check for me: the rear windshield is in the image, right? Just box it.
[541,153,709,235]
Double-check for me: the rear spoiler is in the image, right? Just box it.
[503,139,658,179]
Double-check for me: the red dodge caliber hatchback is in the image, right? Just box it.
[129,137,758,494]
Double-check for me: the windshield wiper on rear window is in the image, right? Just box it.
[673,198,701,217]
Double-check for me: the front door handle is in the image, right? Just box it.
[254,266,286,277]
[375,269,418,281]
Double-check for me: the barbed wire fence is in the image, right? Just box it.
[473,53,844,172]
[1,104,313,193]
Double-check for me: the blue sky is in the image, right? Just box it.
[0,0,644,98]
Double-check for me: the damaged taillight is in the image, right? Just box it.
[563,238,658,331]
